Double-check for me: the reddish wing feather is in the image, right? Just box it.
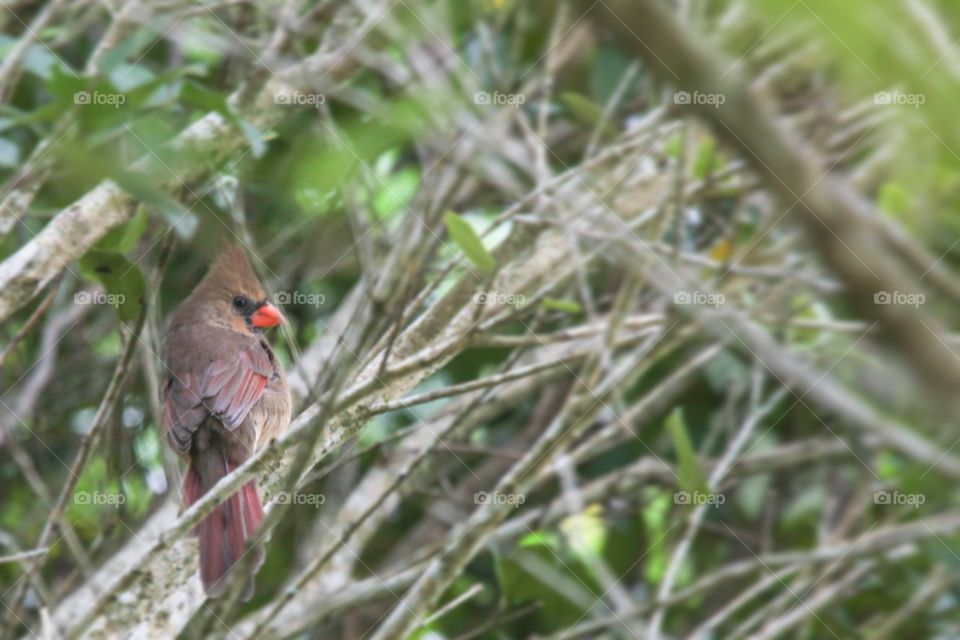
[200,343,272,430]
[163,341,274,450]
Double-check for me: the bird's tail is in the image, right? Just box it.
[183,453,264,599]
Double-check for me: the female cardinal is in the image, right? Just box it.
[162,246,291,598]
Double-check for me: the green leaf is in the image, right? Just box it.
[108,64,155,91]
[46,63,85,101]
[875,451,901,480]
[590,45,635,105]
[560,504,607,560]
[133,428,162,469]
[121,475,151,519]
[357,414,401,449]
[112,172,197,239]
[878,181,911,217]
[559,92,619,139]
[736,474,770,519]
[373,167,420,218]
[67,457,115,531]
[496,547,593,629]
[180,23,226,65]
[783,484,825,526]
[78,251,146,322]
[519,530,560,549]
[179,80,230,115]
[93,209,148,254]
[444,211,496,273]
[0,35,71,80]
[97,33,151,75]
[664,132,684,159]
[560,92,604,125]
[541,297,582,314]
[666,408,709,495]
[642,487,671,584]
[115,115,178,159]
[120,65,193,108]
[5,102,66,129]
[703,350,748,395]
[691,136,719,180]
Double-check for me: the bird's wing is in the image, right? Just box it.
[163,328,275,454]
[199,341,273,429]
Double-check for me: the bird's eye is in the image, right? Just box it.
[233,295,249,311]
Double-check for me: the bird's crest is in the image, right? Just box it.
[201,245,267,300]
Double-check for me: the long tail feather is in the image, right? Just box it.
[183,457,264,599]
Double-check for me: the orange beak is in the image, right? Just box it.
[251,302,284,328]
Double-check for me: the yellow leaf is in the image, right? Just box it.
[709,239,734,263]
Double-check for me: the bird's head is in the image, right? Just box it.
[190,245,285,335]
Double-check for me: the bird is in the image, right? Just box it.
[161,245,291,599]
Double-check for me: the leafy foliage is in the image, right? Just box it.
[1,1,959,638]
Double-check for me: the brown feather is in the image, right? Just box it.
[171,245,269,333]
[197,245,267,301]
[161,244,291,599]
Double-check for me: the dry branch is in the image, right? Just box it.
[602,0,960,411]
